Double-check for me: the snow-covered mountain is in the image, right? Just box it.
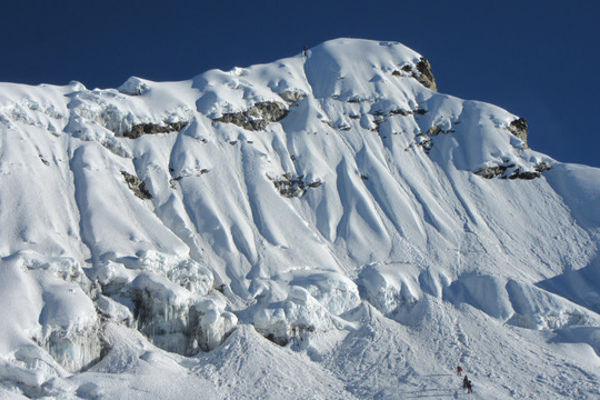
[0,38,599,399]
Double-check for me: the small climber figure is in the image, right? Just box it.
[302,45,308,57]
[456,365,463,376]
[466,379,473,394]
[463,375,469,389]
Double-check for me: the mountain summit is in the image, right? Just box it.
[0,38,599,398]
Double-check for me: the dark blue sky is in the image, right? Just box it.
[1,1,598,167]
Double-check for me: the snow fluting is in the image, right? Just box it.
[0,38,599,399]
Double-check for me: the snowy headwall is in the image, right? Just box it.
[0,38,598,398]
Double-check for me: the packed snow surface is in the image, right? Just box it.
[0,38,599,399]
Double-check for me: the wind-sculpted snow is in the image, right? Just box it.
[0,38,599,398]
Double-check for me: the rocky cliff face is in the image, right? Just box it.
[415,57,437,91]
[508,117,529,145]
[213,101,288,130]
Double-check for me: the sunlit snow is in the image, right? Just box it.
[0,38,598,399]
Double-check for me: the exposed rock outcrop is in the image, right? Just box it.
[426,125,454,136]
[392,59,437,92]
[508,117,528,145]
[278,90,306,105]
[414,57,437,91]
[271,174,322,198]
[475,165,512,179]
[475,161,551,180]
[122,121,189,139]
[416,134,433,152]
[534,161,552,173]
[121,171,152,199]
[214,101,288,130]
[413,124,455,153]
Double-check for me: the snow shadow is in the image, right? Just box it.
[395,387,456,399]
[536,256,600,315]
[550,326,600,357]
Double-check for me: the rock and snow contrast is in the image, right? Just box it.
[0,38,599,399]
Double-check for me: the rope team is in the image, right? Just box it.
[456,365,473,394]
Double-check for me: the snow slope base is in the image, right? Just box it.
[0,38,599,399]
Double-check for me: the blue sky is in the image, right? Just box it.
[1,1,598,167]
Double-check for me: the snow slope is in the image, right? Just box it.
[0,38,599,399]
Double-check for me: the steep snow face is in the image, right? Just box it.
[0,38,599,398]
